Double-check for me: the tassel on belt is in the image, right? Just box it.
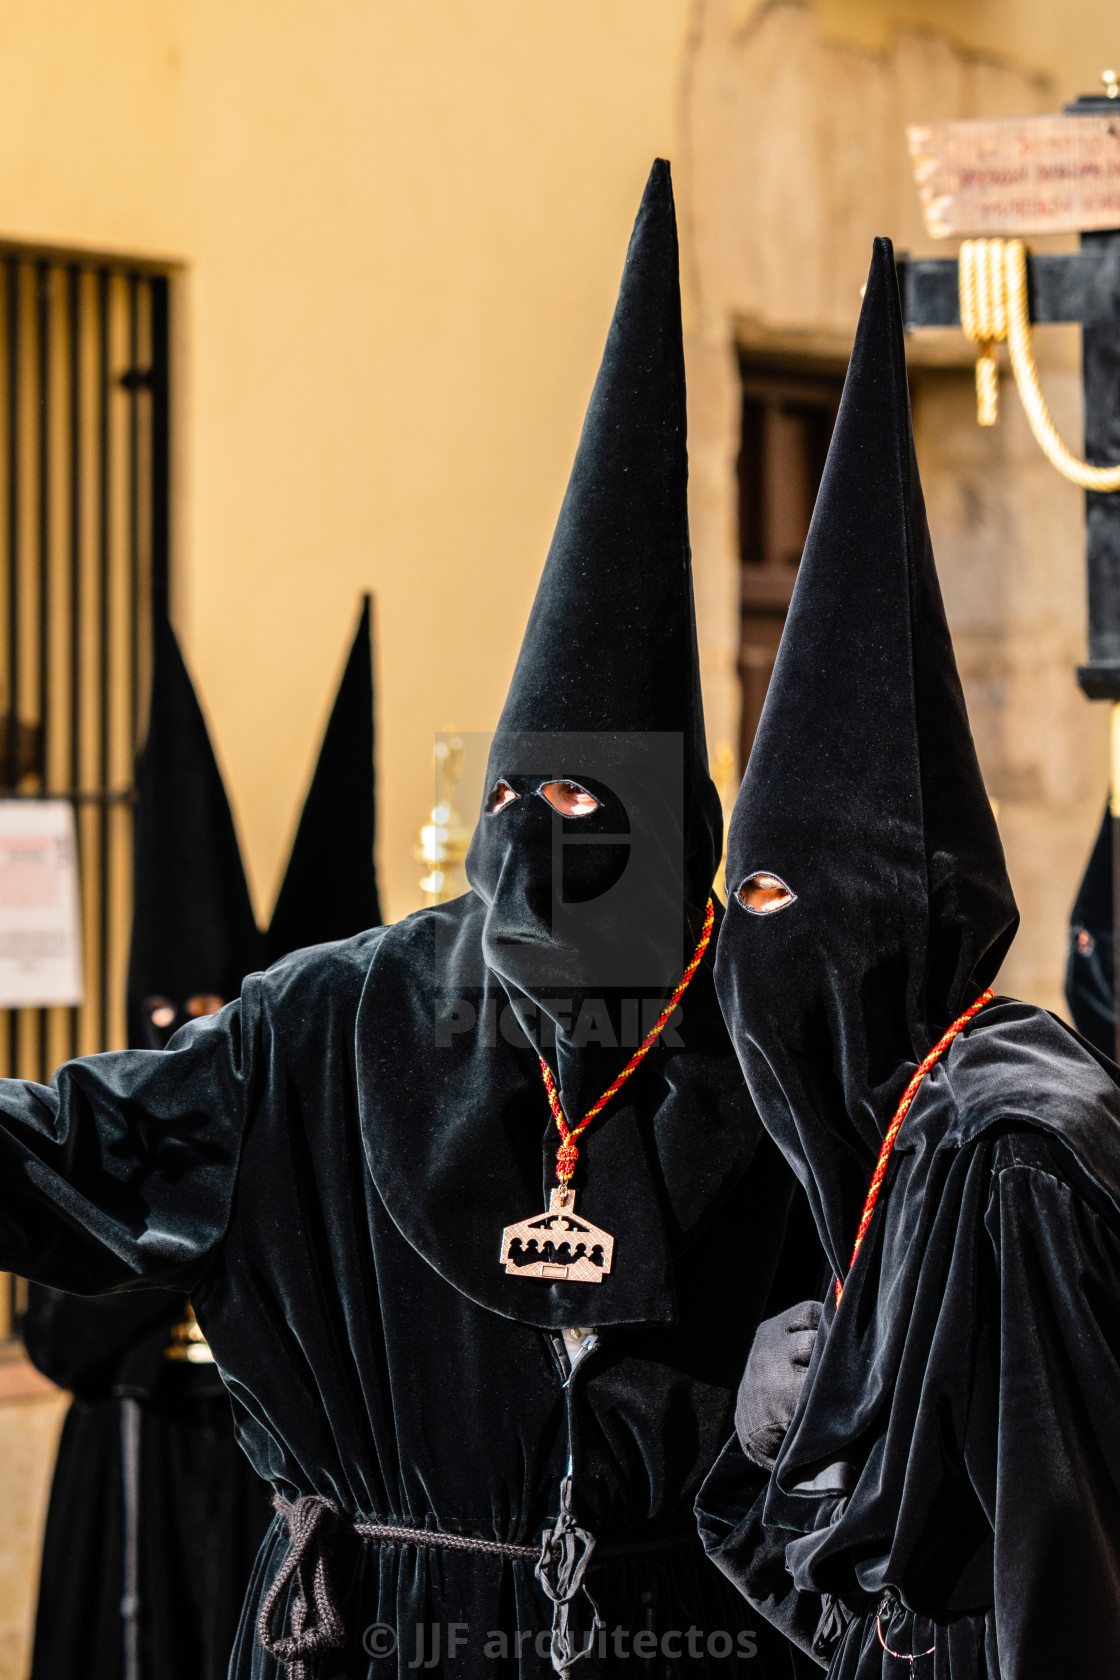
[257,1490,697,1680]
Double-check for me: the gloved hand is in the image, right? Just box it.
[735,1299,823,1472]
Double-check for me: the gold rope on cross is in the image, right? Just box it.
[958,237,1120,491]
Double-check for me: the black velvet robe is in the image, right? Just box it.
[696,239,1120,1679]
[22,603,275,1680]
[697,1001,1120,1678]
[24,1287,273,1680]
[0,897,811,1679]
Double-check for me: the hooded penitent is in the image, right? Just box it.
[128,599,381,1042]
[25,603,382,1680]
[465,158,721,1118]
[713,238,1018,1278]
[363,160,768,1338]
[27,607,272,1680]
[266,596,380,963]
[0,165,810,1680]
[697,241,1120,1680]
[127,612,265,1048]
[1066,805,1115,1055]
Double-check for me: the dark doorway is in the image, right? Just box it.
[738,360,843,767]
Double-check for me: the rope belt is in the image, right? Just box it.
[257,1491,697,1680]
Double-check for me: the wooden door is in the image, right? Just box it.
[738,361,842,767]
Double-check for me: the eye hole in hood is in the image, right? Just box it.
[737,872,797,915]
[484,778,519,815]
[538,780,600,818]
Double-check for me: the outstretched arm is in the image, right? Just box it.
[0,984,257,1298]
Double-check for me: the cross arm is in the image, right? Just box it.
[897,242,1120,330]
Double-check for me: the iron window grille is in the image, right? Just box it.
[0,245,172,1348]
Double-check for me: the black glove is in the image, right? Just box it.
[735,1299,822,1472]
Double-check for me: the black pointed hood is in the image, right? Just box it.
[465,159,721,1113]
[714,238,1018,1272]
[1067,805,1115,1055]
[358,168,766,1329]
[488,158,712,816]
[127,613,264,1049]
[266,596,381,963]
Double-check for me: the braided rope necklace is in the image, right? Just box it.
[499,898,715,1286]
[835,989,992,1307]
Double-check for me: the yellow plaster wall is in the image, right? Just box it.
[0,0,1114,927]
[0,0,694,923]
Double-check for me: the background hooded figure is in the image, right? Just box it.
[1065,803,1116,1055]
[696,239,1120,1680]
[0,163,814,1680]
[24,598,379,1680]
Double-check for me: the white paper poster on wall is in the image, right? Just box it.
[0,801,84,1007]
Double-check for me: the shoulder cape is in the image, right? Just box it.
[771,996,1120,1509]
[355,892,762,1328]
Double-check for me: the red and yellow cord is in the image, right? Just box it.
[836,989,992,1306]
[539,897,716,1185]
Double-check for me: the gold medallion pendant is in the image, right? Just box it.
[499,1186,615,1284]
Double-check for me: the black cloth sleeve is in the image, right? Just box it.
[695,1434,828,1666]
[990,1151,1120,1679]
[22,1283,183,1392]
[0,985,256,1297]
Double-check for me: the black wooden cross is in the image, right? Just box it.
[896,93,1120,1047]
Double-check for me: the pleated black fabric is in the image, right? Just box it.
[127,612,265,1049]
[699,241,1120,1679]
[1066,805,1114,1054]
[0,162,812,1680]
[26,1289,272,1680]
[3,909,806,1680]
[28,610,271,1680]
[26,599,382,1680]
[699,1003,1120,1677]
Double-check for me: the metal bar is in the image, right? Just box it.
[6,262,19,1075]
[37,262,50,1081]
[1113,710,1120,1061]
[96,269,109,1051]
[127,274,139,756]
[0,239,172,280]
[1113,806,1120,1062]
[6,260,20,794]
[0,787,134,804]
[67,266,80,1059]
[150,277,170,614]
[1077,230,1120,699]
[119,1395,142,1680]
[897,246,1120,330]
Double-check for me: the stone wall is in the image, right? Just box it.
[682,0,1102,1012]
